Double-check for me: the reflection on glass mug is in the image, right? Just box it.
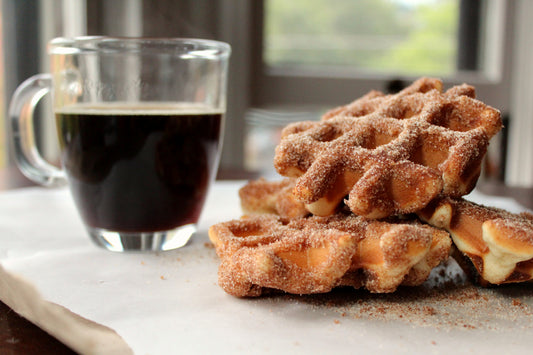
[9,37,231,252]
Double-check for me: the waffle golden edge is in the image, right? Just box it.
[418,197,533,285]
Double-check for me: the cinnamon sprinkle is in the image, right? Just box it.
[257,261,533,331]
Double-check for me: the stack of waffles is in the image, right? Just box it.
[209,77,533,297]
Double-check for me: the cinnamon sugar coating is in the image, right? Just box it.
[209,213,451,297]
[274,77,502,218]
[418,197,533,285]
[239,178,309,218]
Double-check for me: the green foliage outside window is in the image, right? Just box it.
[265,0,458,76]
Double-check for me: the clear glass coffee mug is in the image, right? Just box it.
[9,37,231,252]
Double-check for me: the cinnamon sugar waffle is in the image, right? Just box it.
[274,78,502,218]
[418,197,533,285]
[209,213,451,297]
[239,178,308,218]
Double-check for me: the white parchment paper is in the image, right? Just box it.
[1,181,533,354]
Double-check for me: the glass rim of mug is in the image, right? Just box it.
[48,36,231,59]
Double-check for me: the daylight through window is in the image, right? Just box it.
[264,0,460,76]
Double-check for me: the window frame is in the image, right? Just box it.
[1,0,87,168]
[249,0,513,114]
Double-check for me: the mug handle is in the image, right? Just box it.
[9,73,67,187]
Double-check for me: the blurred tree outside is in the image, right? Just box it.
[264,0,459,76]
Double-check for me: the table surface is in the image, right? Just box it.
[1,166,532,354]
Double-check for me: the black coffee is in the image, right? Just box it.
[55,104,222,232]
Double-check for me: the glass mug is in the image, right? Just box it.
[9,37,231,252]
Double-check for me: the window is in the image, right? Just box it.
[244,0,512,179]
[0,0,43,171]
[264,0,462,76]
[251,0,508,108]
[0,0,86,172]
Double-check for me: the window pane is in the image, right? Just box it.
[264,0,460,76]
